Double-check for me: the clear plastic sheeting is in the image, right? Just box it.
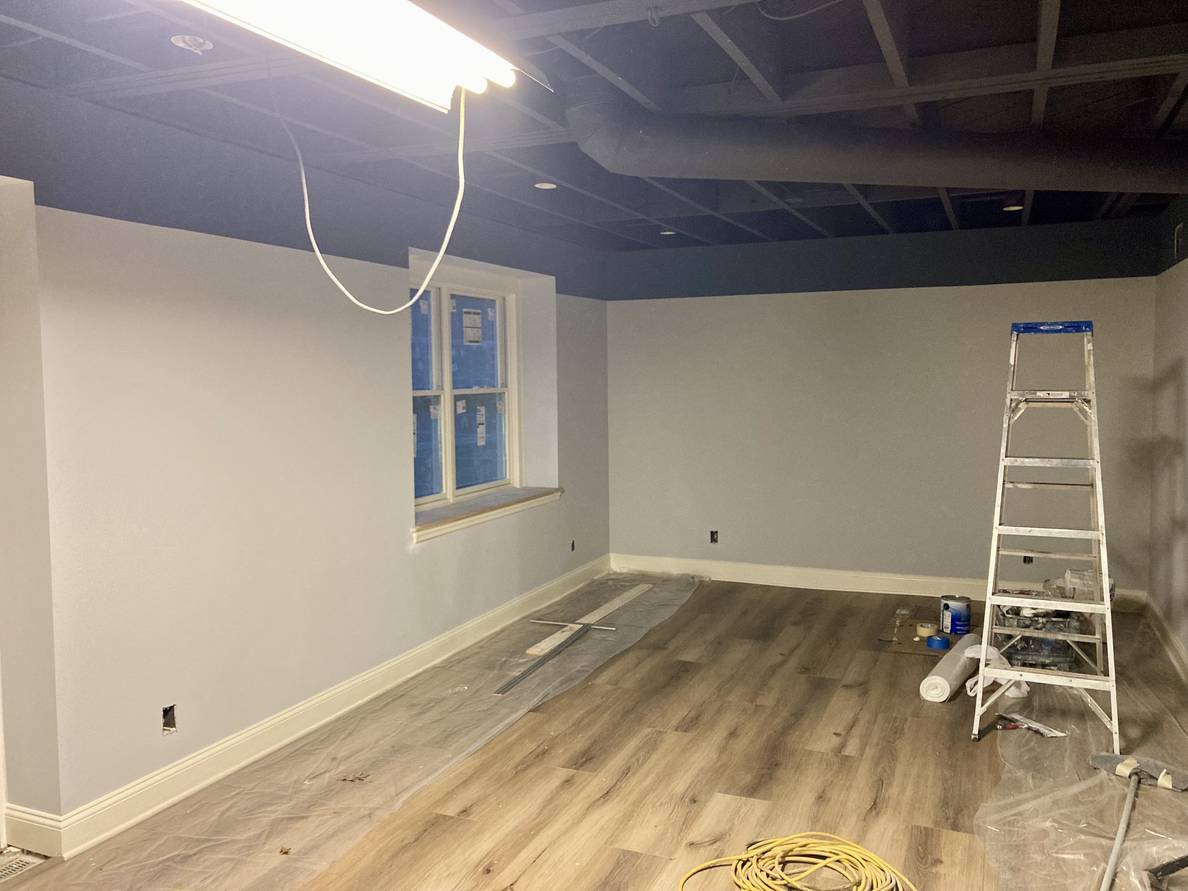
[975,684,1188,890]
[22,573,700,891]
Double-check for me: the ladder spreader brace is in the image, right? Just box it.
[971,320,1121,754]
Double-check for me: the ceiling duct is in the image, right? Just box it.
[565,79,1188,195]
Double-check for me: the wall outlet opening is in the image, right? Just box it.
[709,530,718,544]
[162,704,177,735]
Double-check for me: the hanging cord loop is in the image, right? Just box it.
[274,85,467,315]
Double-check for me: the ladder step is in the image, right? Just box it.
[983,665,1113,691]
[998,548,1097,562]
[990,593,1108,614]
[1003,481,1094,491]
[998,525,1100,540]
[1009,389,1092,402]
[990,625,1101,643]
[1003,457,1096,468]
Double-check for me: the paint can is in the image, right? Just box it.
[940,595,972,635]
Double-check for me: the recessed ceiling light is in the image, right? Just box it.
[1003,203,1024,212]
[533,181,557,190]
[170,34,214,55]
[659,229,676,236]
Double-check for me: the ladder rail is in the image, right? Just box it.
[971,331,1020,743]
[1085,333,1121,754]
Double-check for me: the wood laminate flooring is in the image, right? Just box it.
[304,582,1188,890]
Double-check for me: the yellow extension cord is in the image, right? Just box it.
[679,832,919,891]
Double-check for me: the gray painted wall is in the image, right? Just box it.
[27,208,607,813]
[1152,259,1188,658]
[608,280,1155,589]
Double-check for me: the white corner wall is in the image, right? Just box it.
[608,280,1156,592]
[1152,258,1188,665]
[0,179,61,819]
[25,207,608,818]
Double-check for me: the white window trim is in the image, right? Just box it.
[413,281,521,508]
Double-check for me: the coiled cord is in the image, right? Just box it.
[679,832,918,891]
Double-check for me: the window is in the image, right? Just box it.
[412,286,514,503]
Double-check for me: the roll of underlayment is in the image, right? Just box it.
[919,633,981,703]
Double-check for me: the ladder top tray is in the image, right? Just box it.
[1011,320,1094,334]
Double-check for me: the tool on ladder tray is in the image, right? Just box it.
[970,320,1122,754]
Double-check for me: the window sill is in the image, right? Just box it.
[413,486,562,542]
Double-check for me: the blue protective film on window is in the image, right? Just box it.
[453,392,506,490]
[450,294,499,389]
[411,290,434,391]
[413,395,443,498]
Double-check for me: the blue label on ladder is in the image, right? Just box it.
[1011,320,1093,334]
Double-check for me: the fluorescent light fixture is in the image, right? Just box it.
[533,181,558,190]
[659,229,677,236]
[1003,203,1024,212]
[179,0,517,113]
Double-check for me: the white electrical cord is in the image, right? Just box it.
[275,88,467,315]
[757,0,848,21]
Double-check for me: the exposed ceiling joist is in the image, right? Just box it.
[547,34,663,111]
[844,183,895,233]
[1153,70,1188,131]
[1108,191,1140,218]
[745,180,833,237]
[494,0,758,41]
[61,58,307,100]
[859,0,920,124]
[332,129,575,163]
[691,10,781,104]
[1030,0,1061,126]
[669,24,1188,117]
[1097,68,1186,227]
[583,184,996,224]
[938,188,959,229]
[642,177,774,240]
[492,0,664,113]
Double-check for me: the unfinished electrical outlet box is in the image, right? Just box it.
[162,704,177,735]
[709,530,719,544]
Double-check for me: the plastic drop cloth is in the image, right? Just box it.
[975,682,1188,891]
[21,572,700,891]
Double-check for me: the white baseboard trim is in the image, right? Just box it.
[1146,594,1188,684]
[4,555,611,859]
[608,553,1149,612]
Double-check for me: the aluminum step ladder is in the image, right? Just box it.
[971,320,1120,754]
